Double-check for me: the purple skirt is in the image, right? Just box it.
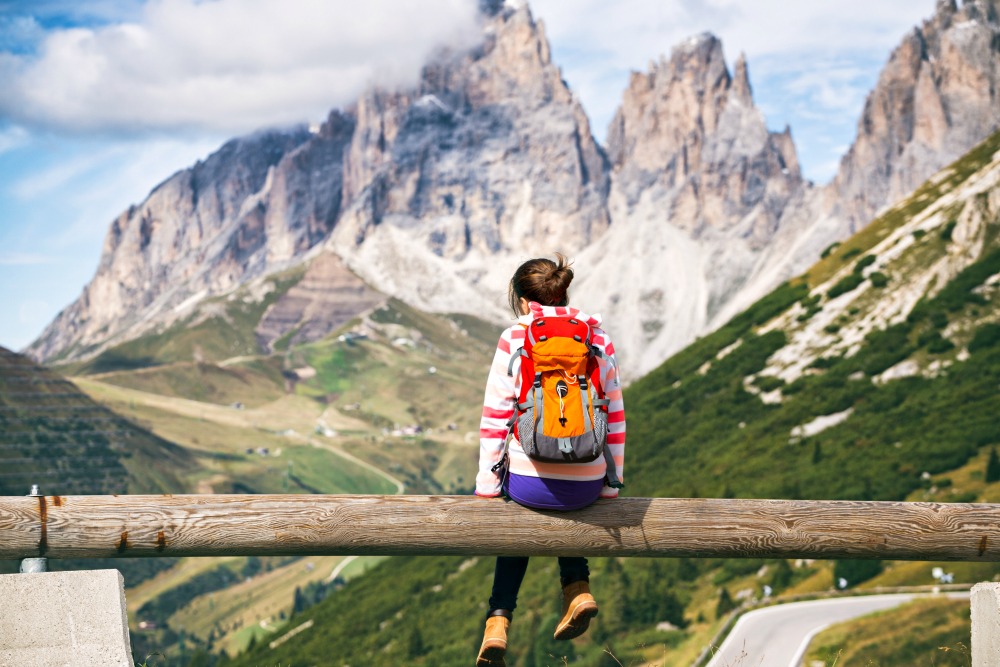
[506,473,604,511]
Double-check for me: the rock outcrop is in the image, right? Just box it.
[576,35,809,375]
[28,128,314,362]
[326,3,610,316]
[255,252,385,352]
[831,0,1000,234]
[710,0,1000,348]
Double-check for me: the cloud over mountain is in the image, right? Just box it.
[0,0,480,134]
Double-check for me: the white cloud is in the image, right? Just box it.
[0,252,54,265]
[0,0,480,134]
[0,124,28,154]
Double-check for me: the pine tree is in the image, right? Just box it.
[768,559,793,591]
[986,447,1000,483]
[406,626,426,657]
[715,587,735,619]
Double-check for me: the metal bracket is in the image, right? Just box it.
[20,483,47,574]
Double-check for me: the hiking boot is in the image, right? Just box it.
[476,613,510,667]
[553,580,598,640]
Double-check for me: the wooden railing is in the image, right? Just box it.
[1,494,998,561]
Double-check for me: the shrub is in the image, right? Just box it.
[970,323,1000,353]
[810,356,840,370]
[842,248,862,260]
[715,587,736,618]
[828,273,865,299]
[912,229,927,239]
[987,447,1000,483]
[754,375,785,392]
[940,220,957,242]
[821,242,841,258]
[833,559,882,587]
[853,255,877,274]
[927,335,955,354]
[869,272,889,288]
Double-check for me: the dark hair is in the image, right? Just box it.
[508,253,574,316]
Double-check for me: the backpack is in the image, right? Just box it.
[500,315,622,488]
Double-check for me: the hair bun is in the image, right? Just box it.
[508,253,574,314]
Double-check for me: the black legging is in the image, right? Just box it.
[487,556,590,614]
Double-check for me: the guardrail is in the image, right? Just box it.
[4,494,999,665]
[1,494,998,560]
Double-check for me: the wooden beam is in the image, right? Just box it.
[1,495,998,561]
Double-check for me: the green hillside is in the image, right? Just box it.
[216,130,1000,667]
[60,266,307,373]
[42,278,498,661]
[805,597,971,667]
[0,345,194,496]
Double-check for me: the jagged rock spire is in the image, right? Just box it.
[731,52,753,104]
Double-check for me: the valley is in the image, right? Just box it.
[3,292,500,662]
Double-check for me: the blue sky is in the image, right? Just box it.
[0,0,935,351]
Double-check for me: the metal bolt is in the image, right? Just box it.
[29,484,40,496]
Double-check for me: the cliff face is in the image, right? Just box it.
[326,4,610,313]
[576,35,810,375]
[709,0,1000,351]
[831,0,1000,233]
[29,128,314,361]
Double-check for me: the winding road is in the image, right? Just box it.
[704,592,968,667]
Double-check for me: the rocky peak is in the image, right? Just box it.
[326,2,610,315]
[575,35,810,377]
[730,52,753,106]
[605,32,803,237]
[829,0,1000,232]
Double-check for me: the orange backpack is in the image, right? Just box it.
[501,316,622,487]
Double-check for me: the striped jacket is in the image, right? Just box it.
[475,302,626,498]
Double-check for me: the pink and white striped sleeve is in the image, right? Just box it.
[594,328,626,498]
[475,327,518,497]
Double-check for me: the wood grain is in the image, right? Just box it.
[0,495,997,561]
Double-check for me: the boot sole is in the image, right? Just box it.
[476,644,507,667]
[553,601,599,640]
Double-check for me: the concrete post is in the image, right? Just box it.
[971,582,1000,666]
[0,569,133,667]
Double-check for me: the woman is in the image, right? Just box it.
[475,254,626,667]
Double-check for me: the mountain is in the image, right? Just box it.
[327,3,611,310]
[626,127,1000,500]
[0,346,193,495]
[27,0,1000,383]
[576,34,809,375]
[27,3,609,367]
[220,127,1000,667]
[832,0,1000,233]
[28,127,318,362]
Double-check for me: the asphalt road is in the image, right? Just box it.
[704,592,967,667]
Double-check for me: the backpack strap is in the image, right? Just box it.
[506,347,528,377]
[604,447,623,488]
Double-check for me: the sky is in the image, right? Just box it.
[0,0,936,351]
